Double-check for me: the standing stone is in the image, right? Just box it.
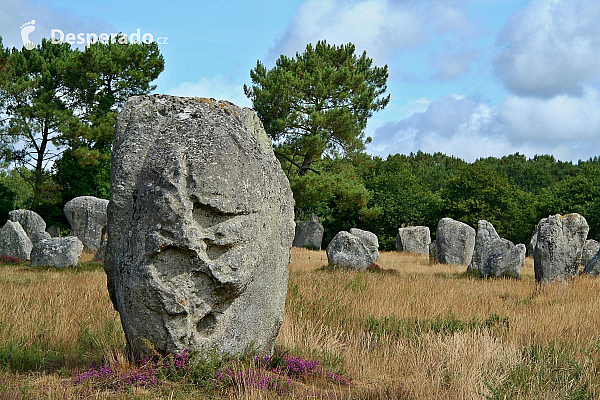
[584,250,600,275]
[30,237,83,268]
[8,210,46,240]
[105,95,295,358]
[436,218,476,265]
[349,228,379,263]
[468,220,500,272]
[479,240,526,278]
[30,230,52,244]
[64,196,109,252]
[528,227,538,257]
[533,213,589,282]
[429,240,438,263]
[326,231,373,271]
[94,226,108,261]
[292,213,324,250]
[0,221,33,260]
[581,239,600,267]
[396,226,431,255]
[47,225,62,237]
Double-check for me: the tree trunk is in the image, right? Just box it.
[297,153,313,176]
[32,118,49,210]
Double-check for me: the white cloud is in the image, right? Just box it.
[370,92,600,162]
[494,0,600,98]
[430,49,480,80]
[165,75,252,108]
[267,0,473,65]
[500,86,600,143]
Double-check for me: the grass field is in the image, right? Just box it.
[0,249,599,399]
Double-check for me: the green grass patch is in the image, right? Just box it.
[365,313,510,339]
[483,344,595,399]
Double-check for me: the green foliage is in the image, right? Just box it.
[53,149,111,203]
[290,158,381,246]
[439,162,537,245]
[245,40,389,176]
[483,344,594,400]
[364,156,442,250]
[0,35,163,213]
[365,313,509,340]
[536,163,600,240]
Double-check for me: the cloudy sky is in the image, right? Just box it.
[2,0,600,162]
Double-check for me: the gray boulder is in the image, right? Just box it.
[0,221,33,260]
[64,196,109,251]
[94,226,108,261]
[292,213,323,250]
[30,237,83,268]
[436,218,476,265]
[528,228,538,257]
[30,230,51,244]
[105,95,295,358]
[479,239,525,278]
[581,239,600,267]
[468,220,500,272]
[584,250,600,275]
[396,226,431,255]
[8,209,46,240]
[47,225,61,237]
[326,231,373,271]
[349,228,379,263]
[429,240,438,263]
[533,213,589,282]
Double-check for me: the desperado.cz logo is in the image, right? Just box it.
[20,20,168,50]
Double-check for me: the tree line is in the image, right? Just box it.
[288,151,600,251]
[0,38,597,250]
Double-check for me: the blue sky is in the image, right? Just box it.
[2,0,600,162]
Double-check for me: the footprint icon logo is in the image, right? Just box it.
[20,20,36,50]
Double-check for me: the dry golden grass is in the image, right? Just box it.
[279,249,600,399]
[0,249,599,399]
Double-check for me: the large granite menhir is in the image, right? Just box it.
[350,228,379,263]
[8,209,46,240]
[0,221,32,260]
[533,213,588,282]
[436,218,475,266]
[396,226,431,255]
[30,237,83,268]
[292,213,323,250]
[326,231,373,271]
[105,95,295,358]
[64,196,109,252]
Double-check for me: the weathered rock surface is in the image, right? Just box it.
[30,237,83,268]
[349,228,379,263]
[0,221,33,260]
[326,231,373,270]
[584,250,600,275]
[292,213,324,250]
[429,240,438,263]
[581,239,600,267]
[8,209,46,240]
[94,226,108,261]
[528,228,538,257]
[533,213,589,282]
[64,196,109,251]
[47,225,61,237]
[105,95,295,358]
[479,239,526,278]
[468,220,500,272]
[396,226,431,255]
[30,230,51,244]
[436,218,475,265]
